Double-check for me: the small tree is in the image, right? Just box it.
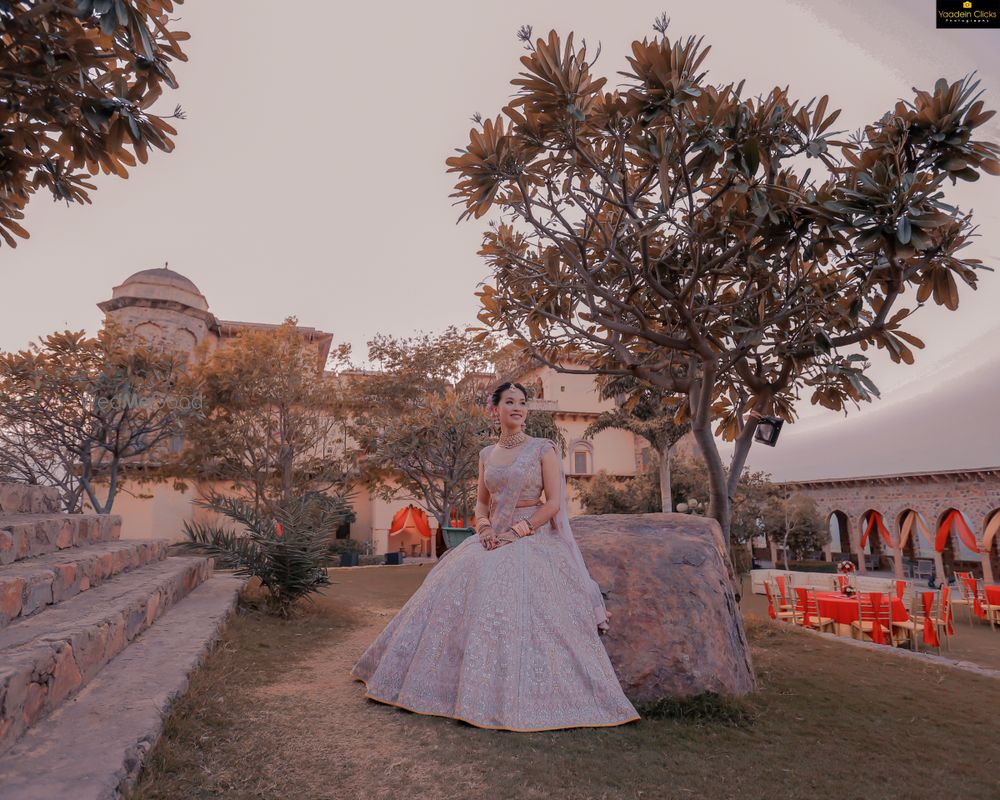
[0,0,189,247]
[178,319,357,514]
[573,467,661,515]
[449,21,999,554]
[767,492,827,567]
[0,324,188,512]
[583,374,689,511]
[178,491,346,617]
[345,327,568,540]
[355,388,489,540]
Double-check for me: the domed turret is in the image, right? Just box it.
[98,266,215,353]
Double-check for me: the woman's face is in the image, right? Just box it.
[495,387,527,431]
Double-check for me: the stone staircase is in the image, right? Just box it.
[0,482,246,799]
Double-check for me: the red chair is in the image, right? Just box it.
[951,576,985,624]
[923,587,955,651]
[982,586,1000,632]
[793,587,835,633]
[765,580,795,622]
[851,591,895,645]
[774,574,794,612]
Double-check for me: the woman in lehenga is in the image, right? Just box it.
[350,381,641,731]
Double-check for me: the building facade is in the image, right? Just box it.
[783,468,1000,583]
[94,268,647,557]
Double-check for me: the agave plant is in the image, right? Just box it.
[178,491,354,616]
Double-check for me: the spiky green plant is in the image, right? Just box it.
[178,491,354,616]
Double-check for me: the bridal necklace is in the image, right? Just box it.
[497,429,528,448]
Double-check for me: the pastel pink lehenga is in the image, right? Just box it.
[350,436,640,732]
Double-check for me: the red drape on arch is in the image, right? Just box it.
[935,509,979,554]
[388,504,433,539]
[861,512,894,548]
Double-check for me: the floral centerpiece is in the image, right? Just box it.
[836,560,856,594]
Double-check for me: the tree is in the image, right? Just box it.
[573,467,661,515]
[344,327,496,543]
[729,468,784,548]
[0,0,189,247]
[449,21,999,553]
[178,492,345,617]
[178,319,357,514]
[582,374,689,511]
[354,388,489,543]
[767,492,826,567]
[0,324,188,512]
[344,327,569,546]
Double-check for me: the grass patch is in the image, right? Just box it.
[132,567,1000,800]
[634,691,757,726]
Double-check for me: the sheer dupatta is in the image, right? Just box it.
[489,437,610,634]
[542,438,611,634]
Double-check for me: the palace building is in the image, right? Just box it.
[94,267,648,558]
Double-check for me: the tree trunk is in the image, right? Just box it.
[658,444,672,513]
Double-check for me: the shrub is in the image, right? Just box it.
[177,491,349,616]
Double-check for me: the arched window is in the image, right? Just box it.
[569,439,593,474]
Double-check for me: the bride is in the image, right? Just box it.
[350,381,640,731]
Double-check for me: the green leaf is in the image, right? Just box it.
[859,374,881,397]
[742,139,760,177]
[896,216,911,245]
[815,329,832,354]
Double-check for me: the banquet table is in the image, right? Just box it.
[814,591,910,639]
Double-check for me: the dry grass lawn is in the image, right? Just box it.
[130,565,1000,800]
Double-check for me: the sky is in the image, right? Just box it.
[1,0,997,481]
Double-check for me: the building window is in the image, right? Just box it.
[568,439,594,475]
[641,447,653,469]
[336,520,351,539]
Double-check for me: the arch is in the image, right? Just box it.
[897,509,930,559]
[861,510,891,570]
[936,507,982,579]
[828,510,851,556]
[934,508,979,554]
[568,438,593,475]
[984,509,1000,549]
[986,509,1000,582]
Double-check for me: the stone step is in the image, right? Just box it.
[0,573,245,800]
[0,540,170,629]
[0,513,121,567]
[0,484,61,515]
[0,556,213,755]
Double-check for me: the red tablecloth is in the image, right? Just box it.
[815,591,910,625]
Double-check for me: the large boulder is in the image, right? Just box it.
[572,512,755,702]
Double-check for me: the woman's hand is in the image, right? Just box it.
[510,519,533,538]
[477,524,499,551]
